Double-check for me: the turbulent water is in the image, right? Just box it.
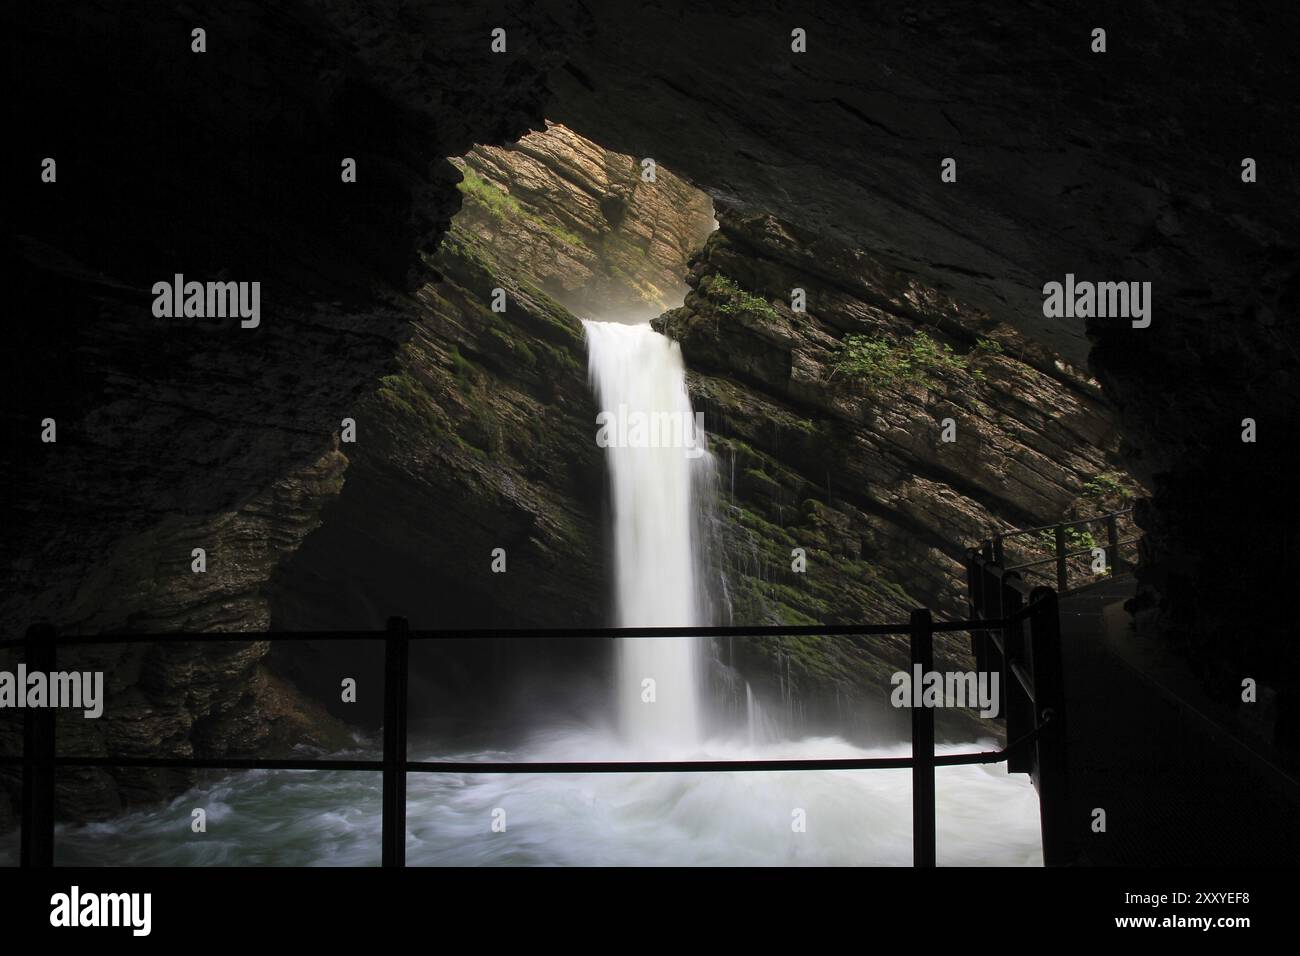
[42,731,1042,867]
[3,319,1045,868]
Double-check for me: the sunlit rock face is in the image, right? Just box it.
[269,125,714,634]
[262,128,719,735]
[452,122,716,319]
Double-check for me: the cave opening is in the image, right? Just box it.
[37,118,1153,866]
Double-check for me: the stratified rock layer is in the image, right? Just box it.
[265,128,715,730]
[454,123,716,318]
[655,210,1137,728]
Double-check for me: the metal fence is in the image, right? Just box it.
[1,548,1072,867]
[985,507,1137,593]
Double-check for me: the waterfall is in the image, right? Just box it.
[582,320,711,751]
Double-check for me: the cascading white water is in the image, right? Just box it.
[581,319,709,750]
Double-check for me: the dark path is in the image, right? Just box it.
[1059,579,1300,865]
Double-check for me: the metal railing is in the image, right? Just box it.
[966,548,1073,865]
[1,551,1072,867]
[984,507,1137,594]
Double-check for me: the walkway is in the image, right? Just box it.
[1059,578,1300,864]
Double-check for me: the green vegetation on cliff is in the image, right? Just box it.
[1082,470,1133,504]
[831,330,986,389]
[457,166,526,218]
[700,274,780,321]
[456,166,587,251]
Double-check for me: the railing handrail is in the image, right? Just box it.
[0,738,1046,774]
[979,507,1136,595]
[1003,535,1140,572]
[965,549,1073,864]
[0,616,1034,651]
[989,506,1134,541]
[8,573,1067,868]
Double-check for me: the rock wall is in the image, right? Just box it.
[7,3,585,640]
[545,1,1300,746]
[4,1,582,820]
[270,125,713,630]
[265,127,714,730]
[657,209,1137,729]
[0,446,357,820]
[454,123,716,319]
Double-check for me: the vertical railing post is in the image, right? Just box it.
[910,608,936,867]
[991,534,1004,566]
[381,616,409,867]
[1054,525,1069,592]
[980,558,1007,722]
[1026,587,1073,865]
[965,548,980,619]
[966,549,987,671]
[1001,579,1032,773]
[20,622,57,868]
[1106,513,1121,574]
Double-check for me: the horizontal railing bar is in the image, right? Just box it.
[1004,555,1082,572]
[406,753,1009,772]
[1000,535,1140,573]
[1010,566,1056,580]
[12,756,385,771]
[0,750,1014,773]
[1004,543,1129,572]
[1003,558,1053,572]
[993,507,1134,540]
[0,618,1028,650]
